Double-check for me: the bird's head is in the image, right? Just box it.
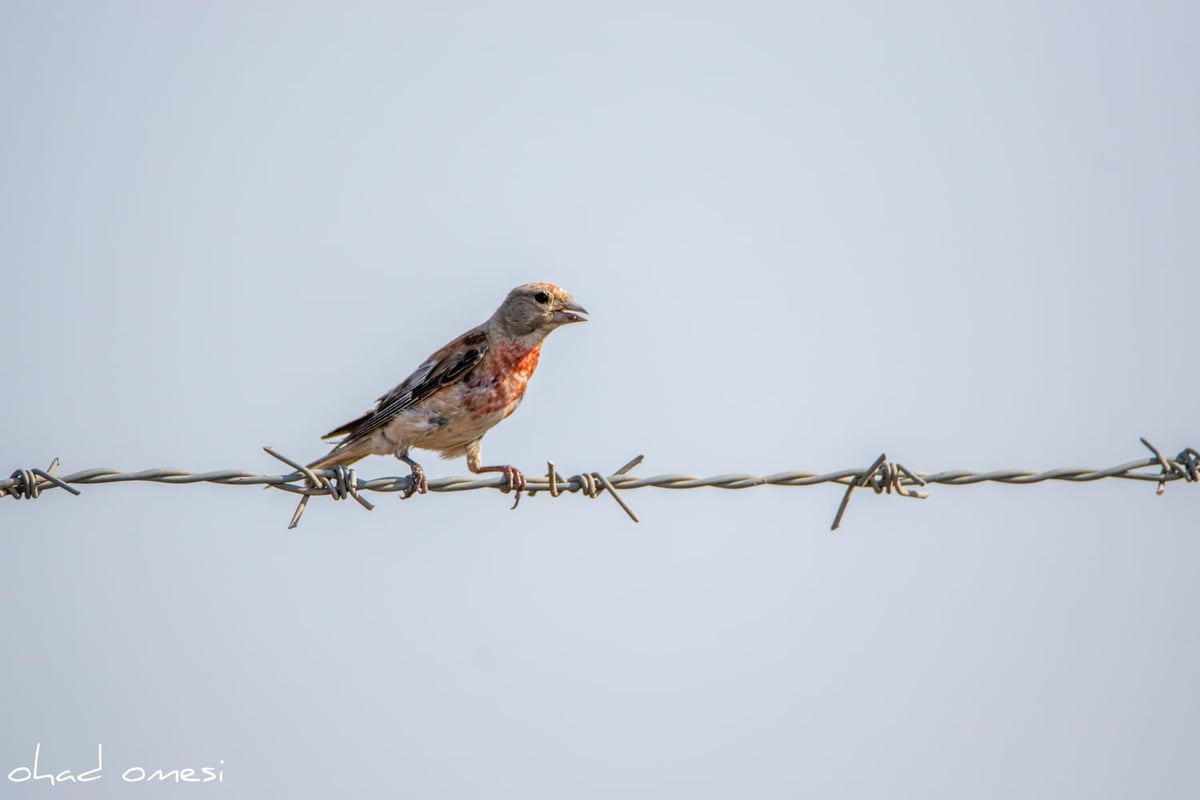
[492,283,588,341]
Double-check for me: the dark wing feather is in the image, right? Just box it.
[321,331,490,444]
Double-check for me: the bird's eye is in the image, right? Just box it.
[534,291,550,304]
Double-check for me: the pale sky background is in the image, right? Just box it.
[2,1,1198,798]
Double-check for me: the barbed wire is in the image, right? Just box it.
[2,438,1196,530]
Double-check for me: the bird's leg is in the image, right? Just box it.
[395,446,428,498]
[466,448,526,494]
[472,464,527,494]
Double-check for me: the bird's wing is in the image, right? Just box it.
[321,328,490,443]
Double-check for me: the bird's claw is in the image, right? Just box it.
[402,463,428,499]
[501,466,526,494]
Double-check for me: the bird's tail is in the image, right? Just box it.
[307,438,375,471]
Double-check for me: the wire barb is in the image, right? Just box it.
[1175,448,1200,483]
[262,446,378,529]
[2,459,81,501]
[1,440,1194,529]
[829,453,928,532]
[529,456,643,522]
[1139,438,1200,496]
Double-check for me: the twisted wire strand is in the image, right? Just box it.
[2,439,1196,530]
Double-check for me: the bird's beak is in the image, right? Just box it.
[553,300,589,325]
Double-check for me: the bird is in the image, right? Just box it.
[307,282,587,497]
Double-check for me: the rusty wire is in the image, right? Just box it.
[2,438,1196,530]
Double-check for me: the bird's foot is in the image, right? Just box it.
[402,463,428,499]
[499,465,526,494]
[467,461,527,504]
[395,449,428,499]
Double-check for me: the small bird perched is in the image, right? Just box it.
[308,282,587,496]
